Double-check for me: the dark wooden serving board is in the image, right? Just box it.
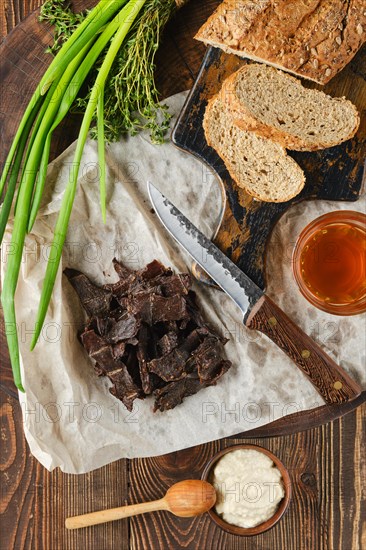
[172,46,366,290]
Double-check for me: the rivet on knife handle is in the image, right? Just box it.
[245,295,362,404]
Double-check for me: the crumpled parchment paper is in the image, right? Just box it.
[2,92,365,473]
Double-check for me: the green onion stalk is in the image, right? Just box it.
[0,0,189,391]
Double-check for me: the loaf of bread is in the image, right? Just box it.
[221,63,360,151]
[203,95,305,202]
[195,0,366,85]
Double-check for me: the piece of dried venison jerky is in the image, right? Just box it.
[80,329,117,375]
[153,371,203,412]
[65,268,112,317]
[105,312,141,344]
[136,323,154,394]
[193,337,230,382]
[157,331,179,356]
[147,328,204,382]
[108,364,144,412]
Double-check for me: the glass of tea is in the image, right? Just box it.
[292,210,366,315]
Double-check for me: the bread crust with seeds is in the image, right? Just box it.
[195,0,366,85]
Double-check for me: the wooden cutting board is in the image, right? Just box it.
[172,46,366,289]
[0,0,365,427]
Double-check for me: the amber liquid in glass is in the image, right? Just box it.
[300,222,366,305]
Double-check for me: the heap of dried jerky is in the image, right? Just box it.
[65,260,231,412]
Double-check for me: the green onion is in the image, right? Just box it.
[31,0,148,350]
[97,87,107,223]
[1,55,85,391]
[0,0,120,198]
[0,98,42,242]
[27,39,94,231]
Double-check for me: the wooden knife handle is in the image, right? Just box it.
[245,295,362,404]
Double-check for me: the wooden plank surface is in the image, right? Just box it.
[0,391,130,550]
[1,385,365,549]
[0,1,365,549]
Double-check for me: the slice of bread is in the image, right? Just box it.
[221,64,360,151]
[203,95,305,202]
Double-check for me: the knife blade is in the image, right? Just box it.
[148,181,362,405]
[148,180,263,319]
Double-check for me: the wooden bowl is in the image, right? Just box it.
[201,444,291,536]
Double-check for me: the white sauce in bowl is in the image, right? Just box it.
[212,449,285,529]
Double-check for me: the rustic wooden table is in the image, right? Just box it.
[1,1,365,549]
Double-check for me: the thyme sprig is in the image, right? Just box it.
[40,0,89,55]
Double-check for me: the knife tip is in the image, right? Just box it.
[147,180,155,198]
[147,181,164,207]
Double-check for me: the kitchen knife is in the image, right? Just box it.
[147,181,362,405]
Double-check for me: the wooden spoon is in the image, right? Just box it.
[65,479,216,530]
